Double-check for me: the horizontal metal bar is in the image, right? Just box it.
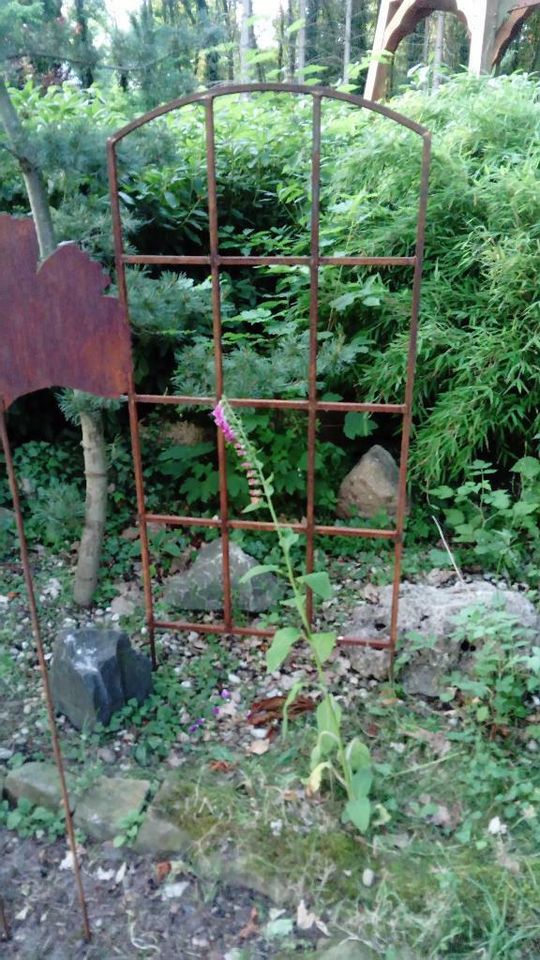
[153,619,274,638]
[337,636,392,649]
[108,82,429,148]
[122,254,415,268]
[144,512,398,540]
[152,620,392,649]
[134,394,405,414]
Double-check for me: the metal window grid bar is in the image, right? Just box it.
[107,83,431,668]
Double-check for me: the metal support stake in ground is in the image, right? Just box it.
[0,404,91,943]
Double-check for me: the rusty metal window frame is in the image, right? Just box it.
[107,83,431,668]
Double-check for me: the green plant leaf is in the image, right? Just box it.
[343,796,371,833]
[266,627,301,672]
[311,631,336,663]
[343,411,375,440]
[345,737,371,773]
[512,457,540,480]
[239,564,281,583]
[351,766,373,799]
[282,680,304,738]
[316,695,342,739]
[299,571,332,600]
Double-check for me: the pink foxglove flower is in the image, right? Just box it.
[211,399,263,506]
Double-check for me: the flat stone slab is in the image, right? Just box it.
[4,761,71,811]
[74,776,150,842]
[50,627,152,730]
[163,537,279,612]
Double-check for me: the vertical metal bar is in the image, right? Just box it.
[107,139,157,667]
[205,96,233,631]
[0,405,91,943]
[305,94,322,627]
[388,132,432,664]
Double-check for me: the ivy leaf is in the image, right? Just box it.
[311,631,336,663]
[239,564,281,583]
[299,571,332,600]
[343,796,371,833]
[266,627,301,672]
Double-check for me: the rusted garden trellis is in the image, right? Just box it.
[108,83,432,667]
[0,83,430,942]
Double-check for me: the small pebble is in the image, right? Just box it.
[362,868,375,887]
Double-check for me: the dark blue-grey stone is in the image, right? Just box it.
[50,628,152,730]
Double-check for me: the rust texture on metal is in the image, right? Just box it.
[0,214,131,409]
[0,407,91,942]
[107,82,431,663]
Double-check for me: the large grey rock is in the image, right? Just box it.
[74,776,150,842]
[4,761,71,811]
[50,628,152,730]
[163,538,279,612]
[337,445,400,519]
[344,581,540,696]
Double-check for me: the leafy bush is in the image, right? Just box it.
[430,455,540,583]
[2,74,539,510]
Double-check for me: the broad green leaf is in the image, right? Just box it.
[239,564,281,583]
[329,291,358,311]
[299,571,332,600]
[345,737,371,773]
[281,527,300,552]
[429,486,454,499]
[282,680,304,738]
[311,631,336,663]
[476,705,489,723]
[512,457,540,480]
[351,766,373,799]
[286,16,305,35]
[343,411,375,440]
[266,627,301,672]
[343,796,371,833]
[317,695,342,739]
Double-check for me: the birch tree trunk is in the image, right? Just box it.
[432,12,445,91]
[297,0,306,77]
[73,411,107,605]
[0,74,107,606]
[343,0,352,82]
[239,0,251,81]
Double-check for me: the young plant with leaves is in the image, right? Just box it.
[212,397,373,833]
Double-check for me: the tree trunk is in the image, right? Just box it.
[73,411,107,606]
[74,0,95,88]
[0,74,108,607]
[287,0,296,79]
[432,11,444,91]
[297,0,306,76]
[0,76,56,260]
[343,0,352,81]
[239,0,251,81]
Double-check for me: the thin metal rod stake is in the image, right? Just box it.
[0,406,91,943]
